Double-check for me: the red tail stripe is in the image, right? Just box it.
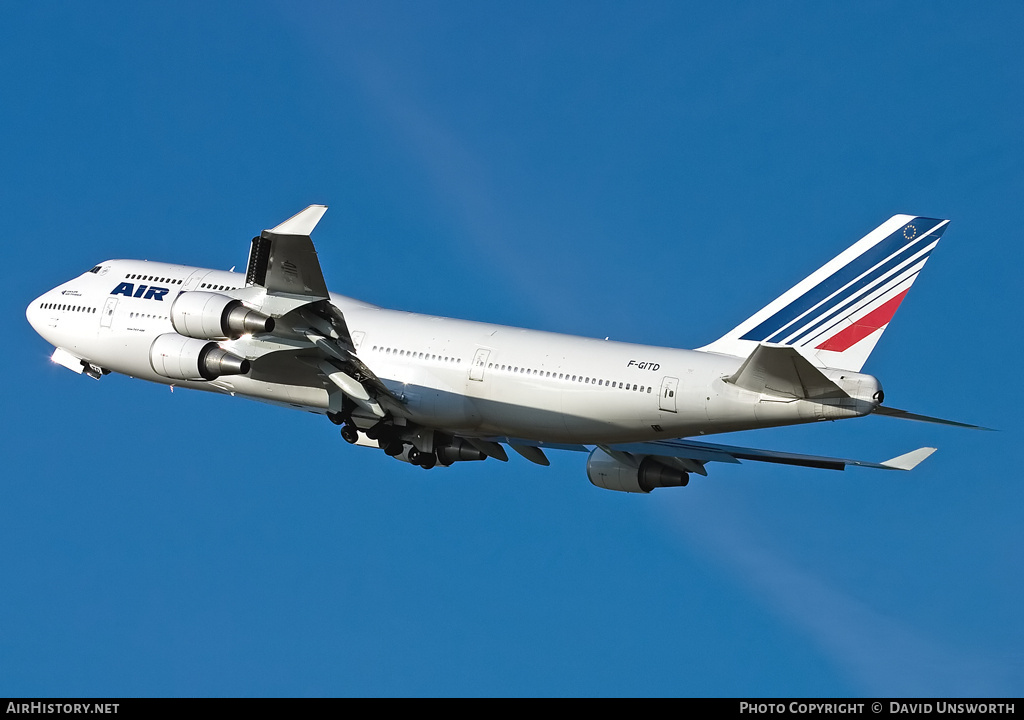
[815,289,910,352]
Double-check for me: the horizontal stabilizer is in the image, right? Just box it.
[727,343,848,399]
[881,447,937,470]
[873,405,992,430]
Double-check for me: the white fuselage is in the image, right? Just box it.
[27,259,869,445]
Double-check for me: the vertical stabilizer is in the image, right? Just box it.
[699,215,949,371]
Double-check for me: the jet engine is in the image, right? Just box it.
[436,438,487,465]
[170,291,274,340]
[149,333,250,381]
[586,448,689,493]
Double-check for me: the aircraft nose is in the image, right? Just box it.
[26,291,56,339]
[26,293,45,334]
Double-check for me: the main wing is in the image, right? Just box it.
[223,205,403,420]
[485,434,936,493]
[490,435,935,472]
[604,437,936,472]
[245,205,330,299]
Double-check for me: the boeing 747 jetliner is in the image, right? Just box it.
[26,207,978,492]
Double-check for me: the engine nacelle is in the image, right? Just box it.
[170,291,274,340]
[436,438,487,465]
[586,448,689,493]
[149,333,250,381]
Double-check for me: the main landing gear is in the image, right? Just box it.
[328,410,361,446]
[407,447,437,469]
[340,423,359,444]
[330,413,448,470]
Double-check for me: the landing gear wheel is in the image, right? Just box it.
[340,424,359,444]
[407,447,437,469]
[383,441,404,457]
[327,411,346,426]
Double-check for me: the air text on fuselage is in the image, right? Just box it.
[110,283,169,301]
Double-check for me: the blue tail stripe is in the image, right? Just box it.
[790,265,924,348]
[740,218,945,343]
[776,243,936,345]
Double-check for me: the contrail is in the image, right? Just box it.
[662,495,1013,696]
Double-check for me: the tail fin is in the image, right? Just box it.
[699,215,949,371]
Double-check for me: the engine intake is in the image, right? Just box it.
[170,291,274,340]
[586,448,689,493]
[149,333,250,381]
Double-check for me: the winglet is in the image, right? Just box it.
[881,447,937,471]
[269,205,328,236]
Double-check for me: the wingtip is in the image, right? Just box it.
[881,447,937,471]
[268,204,329,235]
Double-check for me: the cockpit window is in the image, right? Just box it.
[88,266,102,274]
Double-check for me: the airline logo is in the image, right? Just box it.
[739,218,948,352]
[110,282,170,301]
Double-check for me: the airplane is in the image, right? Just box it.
[26,206,981,492]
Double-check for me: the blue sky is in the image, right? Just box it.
[3,1,1020,697]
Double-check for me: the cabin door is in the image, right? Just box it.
[659,376,679,413]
